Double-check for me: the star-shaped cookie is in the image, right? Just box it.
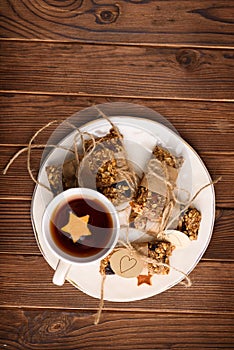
[61,212,91,243]
[137,274,153,286]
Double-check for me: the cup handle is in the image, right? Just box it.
[52,260,71,286]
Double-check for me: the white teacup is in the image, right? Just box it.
[42,188,120,286]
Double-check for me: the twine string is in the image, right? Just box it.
[94,274,106,325]
[27,121,59,191]
[4,119,82,192]
[2,144,75,175]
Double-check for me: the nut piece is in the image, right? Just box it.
[177,207,201,240]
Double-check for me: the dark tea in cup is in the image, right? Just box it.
[50,197,114,258]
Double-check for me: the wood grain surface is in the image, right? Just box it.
[1,0,234,348]
[1,42,234,100]
[0,309,233,349]
[1,94,234,152]
[1,0,234,47]
[1,309,233,350]
[1,255,234,313]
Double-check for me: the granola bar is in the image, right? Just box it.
[81,127,138,205]
[46,164,63,196]
[84,128,123,153]
[148,241,174,275]
[177,207,201,240]
[46,159,78,196]
[129,145,183,232]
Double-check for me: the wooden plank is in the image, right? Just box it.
[0,201,40,255]
[0,309,233,349]
[1,146,233,207]
[206,209,234,261]
[201,153,234,208]
[1,42,234,100]
[1,93,234,152]
[1,0,234,47]
[0,200,233,261]
[0,254,233,313]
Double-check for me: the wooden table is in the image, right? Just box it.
[0,1,234,349]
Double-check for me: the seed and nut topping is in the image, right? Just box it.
[96,159,117,187]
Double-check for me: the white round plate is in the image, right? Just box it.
[31,116,215,302]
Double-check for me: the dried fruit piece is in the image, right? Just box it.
[100,249,118,275]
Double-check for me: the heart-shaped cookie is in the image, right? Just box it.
[120,255,137,273]
[110,248,145,278]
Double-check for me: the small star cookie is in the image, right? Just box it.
[137,274,152,286]
[61,212,91,243]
